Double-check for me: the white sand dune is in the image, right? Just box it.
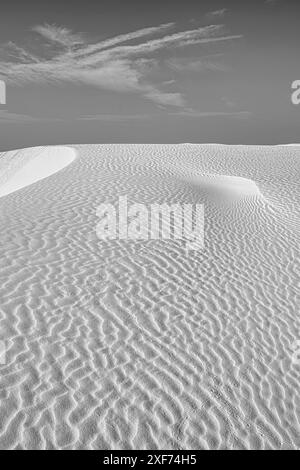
[0,144,299,450]
[0,146,76,198]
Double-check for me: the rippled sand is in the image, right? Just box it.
[0,144,299,449]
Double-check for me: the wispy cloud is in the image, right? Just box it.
[0,110,44,122]
[167,54,228,73]
[77,23,175,55]
[171,109,251,118]
[79,113,152,121]
[32,24,85,48]
[79,109,251,121]
[0,22,242,109]
[205,9,228,20]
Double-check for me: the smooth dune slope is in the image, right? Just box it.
[0,146,76,198]
[0,144,299,450]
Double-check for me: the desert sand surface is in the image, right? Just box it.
[0,143,299,450]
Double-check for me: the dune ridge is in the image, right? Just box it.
[0,144,299,449]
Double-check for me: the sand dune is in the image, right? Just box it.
[0,144,299,449]
[0,146,76,198]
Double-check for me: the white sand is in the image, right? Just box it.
[0,144,299,449]
[0,146,76,198]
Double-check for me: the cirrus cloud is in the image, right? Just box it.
[0,22,242,109]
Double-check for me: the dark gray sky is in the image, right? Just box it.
[0,0,299,150]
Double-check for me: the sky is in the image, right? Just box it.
[0,0,299,150]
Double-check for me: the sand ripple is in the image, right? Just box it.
[0,144,299,449]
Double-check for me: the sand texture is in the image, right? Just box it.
[0,144,299,449]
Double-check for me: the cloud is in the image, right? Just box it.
[32,24,85,48]
[205,9,227,20]
[171,109,251,118]
[0,22,242,109]
[78,110,250,121]
[79,113,152,121]
[145,90,186,107]
[0,42,39,63]
[78,23,175,56]
[167,54,228,73]
[0,110,44,122]
[98,26,241,61]
[0,109,250,123]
